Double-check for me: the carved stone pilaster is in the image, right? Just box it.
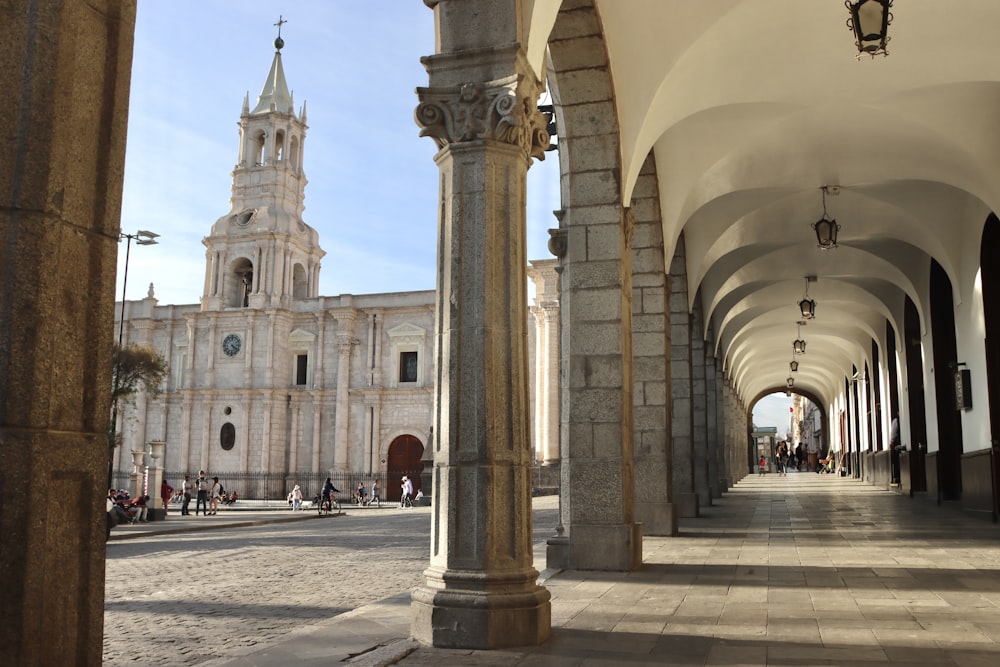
[415,77,550,164]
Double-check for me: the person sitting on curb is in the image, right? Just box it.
[128,495,151,523]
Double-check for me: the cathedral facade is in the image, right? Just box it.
[112,39,558,483]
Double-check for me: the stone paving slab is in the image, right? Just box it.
[108,475,1000,666]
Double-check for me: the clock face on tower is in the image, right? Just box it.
[222,334,242,357]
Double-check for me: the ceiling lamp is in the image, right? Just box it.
[790,360,799,373]
[786,377,795,389]
[846,0,892,59]
[793,321,807,355]
[799,276,817,319]
[813,186,840,249]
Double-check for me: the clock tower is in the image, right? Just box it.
[200,30,324,311]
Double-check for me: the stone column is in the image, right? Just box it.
[148,440,165,520]
[333,326,354,471]
[691,298,711,509]
[0,2,135,663]
[630,156,677,536]
[670,237,699,517]
[411,2,551,647]
[527,259,560,466]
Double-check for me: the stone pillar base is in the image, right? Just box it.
[719,477,730,492]
[675,492,699,518]
[636,502,678,536]
[568,523,643,571]
[546,535,569,570]
[411,568,551,649]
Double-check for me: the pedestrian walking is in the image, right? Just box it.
[400,476,413,507]
[209,476,223,514]
[195,471,209,516]
[181,475,193,515]
[160,479,174,516]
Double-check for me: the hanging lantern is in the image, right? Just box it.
[790,360,799,373]
[786,377,795,388]
[846,0,892,59]
[813,186,840,249]
[793,339,807,355]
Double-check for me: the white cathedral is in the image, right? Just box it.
[113,37,560,492]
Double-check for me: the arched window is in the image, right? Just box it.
[253,131,265,166]
[289,135,300,170]
[226,257,255,308]
[292,263,308,298]
[275,130,285,161]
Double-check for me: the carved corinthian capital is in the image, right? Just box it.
[415,76,550,163]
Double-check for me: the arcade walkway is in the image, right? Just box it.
[218,473,1000,666]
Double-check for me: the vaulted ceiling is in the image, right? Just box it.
[528,0,999,407]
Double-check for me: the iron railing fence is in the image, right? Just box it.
[112,464,561,502]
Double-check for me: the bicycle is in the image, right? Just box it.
[315,493,340,516]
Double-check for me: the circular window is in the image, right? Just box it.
[224,406,232,415]
[220,422,236,451]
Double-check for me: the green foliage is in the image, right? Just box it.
[109,344,168,451]
[112,343,168,402]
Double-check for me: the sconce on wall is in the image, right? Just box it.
[846,0,893,59]
[813,186,840,249]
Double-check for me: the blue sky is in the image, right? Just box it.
[122,2,793,430]
[120,2,560,305]
[753,393,794,436]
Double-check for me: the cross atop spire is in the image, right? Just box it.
[273,15,287,51]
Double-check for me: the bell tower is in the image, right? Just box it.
[201,19,324,311]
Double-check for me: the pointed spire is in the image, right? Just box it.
[251,18,293,115]
[300,100,307,124]
[251,51,293,114]
[242,92,249,116]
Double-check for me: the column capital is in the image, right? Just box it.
[415,75,549,163]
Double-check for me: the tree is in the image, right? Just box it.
[109,343,168,454]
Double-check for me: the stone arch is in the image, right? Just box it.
[225,257,254,308]
[292,262,308,298]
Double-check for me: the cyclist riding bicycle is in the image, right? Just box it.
[321,477,339,510]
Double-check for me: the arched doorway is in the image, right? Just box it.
[980,214,1000,516]
[930,260,964,501]
[904,294,928,494]
[386,434,424,501]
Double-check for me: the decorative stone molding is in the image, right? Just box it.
[415,77,550,163]
[547,228,567,258]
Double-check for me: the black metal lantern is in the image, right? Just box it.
[793,321,807,355]
[799,296,816,319]
[813,186,840,249]
[790,360,799,373]
[799,275,817,319]
[846,0,892,59]
[786,377,795,389]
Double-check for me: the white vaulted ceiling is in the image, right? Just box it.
[530,0,1000,406]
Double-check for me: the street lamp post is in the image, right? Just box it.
[109,230,159,488]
